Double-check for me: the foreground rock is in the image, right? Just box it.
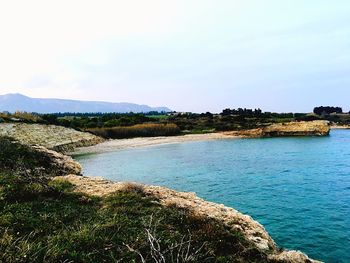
[0,123,103,152]
[229,120,330,137]
[55,174,322,263]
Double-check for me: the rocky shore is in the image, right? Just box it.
[55,174,321,263]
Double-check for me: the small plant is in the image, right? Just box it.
[126,215,208,263]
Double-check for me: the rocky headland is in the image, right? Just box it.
[227,120,330,138]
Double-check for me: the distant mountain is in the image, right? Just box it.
[0,93,171,113]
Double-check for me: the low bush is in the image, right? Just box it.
[87,123,181,139]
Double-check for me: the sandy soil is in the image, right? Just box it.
[71,132,239,155]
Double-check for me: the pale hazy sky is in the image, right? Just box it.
[0,0,349,113]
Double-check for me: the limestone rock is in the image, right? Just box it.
[0,123,103,152]
[229,121,330,137]
[269,250,323,263]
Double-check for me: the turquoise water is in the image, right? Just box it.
[76,130,350,263]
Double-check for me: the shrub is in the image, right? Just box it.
[12,111,42,123]
[87,123,181,139]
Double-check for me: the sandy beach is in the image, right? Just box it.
[71,132,239,155]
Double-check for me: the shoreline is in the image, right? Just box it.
[71,132,240,155]
[55,174,321,263]
[330,125,350,129]
[72,122,333,156]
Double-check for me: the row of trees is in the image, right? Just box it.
[313,106,343,115]
[221,108,262,117]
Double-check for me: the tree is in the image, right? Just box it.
[313,106,343,115]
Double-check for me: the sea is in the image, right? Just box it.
[75,129,350,263]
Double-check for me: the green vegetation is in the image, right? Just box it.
[2,106,349,139]
[87,123,180,138]
[0,137,62,177]
[0,137,270,262]
[313,106,343,115]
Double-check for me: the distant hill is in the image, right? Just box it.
[0,93,171,113]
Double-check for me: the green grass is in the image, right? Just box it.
[0,176,269,262]
[0,137,270,262]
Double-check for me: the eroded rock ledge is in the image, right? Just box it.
[55,174,322,263]
[228,120,330,137]
[0,123,103,152]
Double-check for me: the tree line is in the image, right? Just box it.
[313,106,343,115]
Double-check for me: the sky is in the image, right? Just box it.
[0,0,349,113]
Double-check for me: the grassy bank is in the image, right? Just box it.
[0,138,269,262]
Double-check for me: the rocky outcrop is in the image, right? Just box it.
[32,146,82,176]
[269,250,321,263]
[55,175,322,263]
[0,123,95,176]
[0,123,103,152]
[229,120,330,137]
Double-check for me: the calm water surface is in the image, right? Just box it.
[76,130,350,263]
